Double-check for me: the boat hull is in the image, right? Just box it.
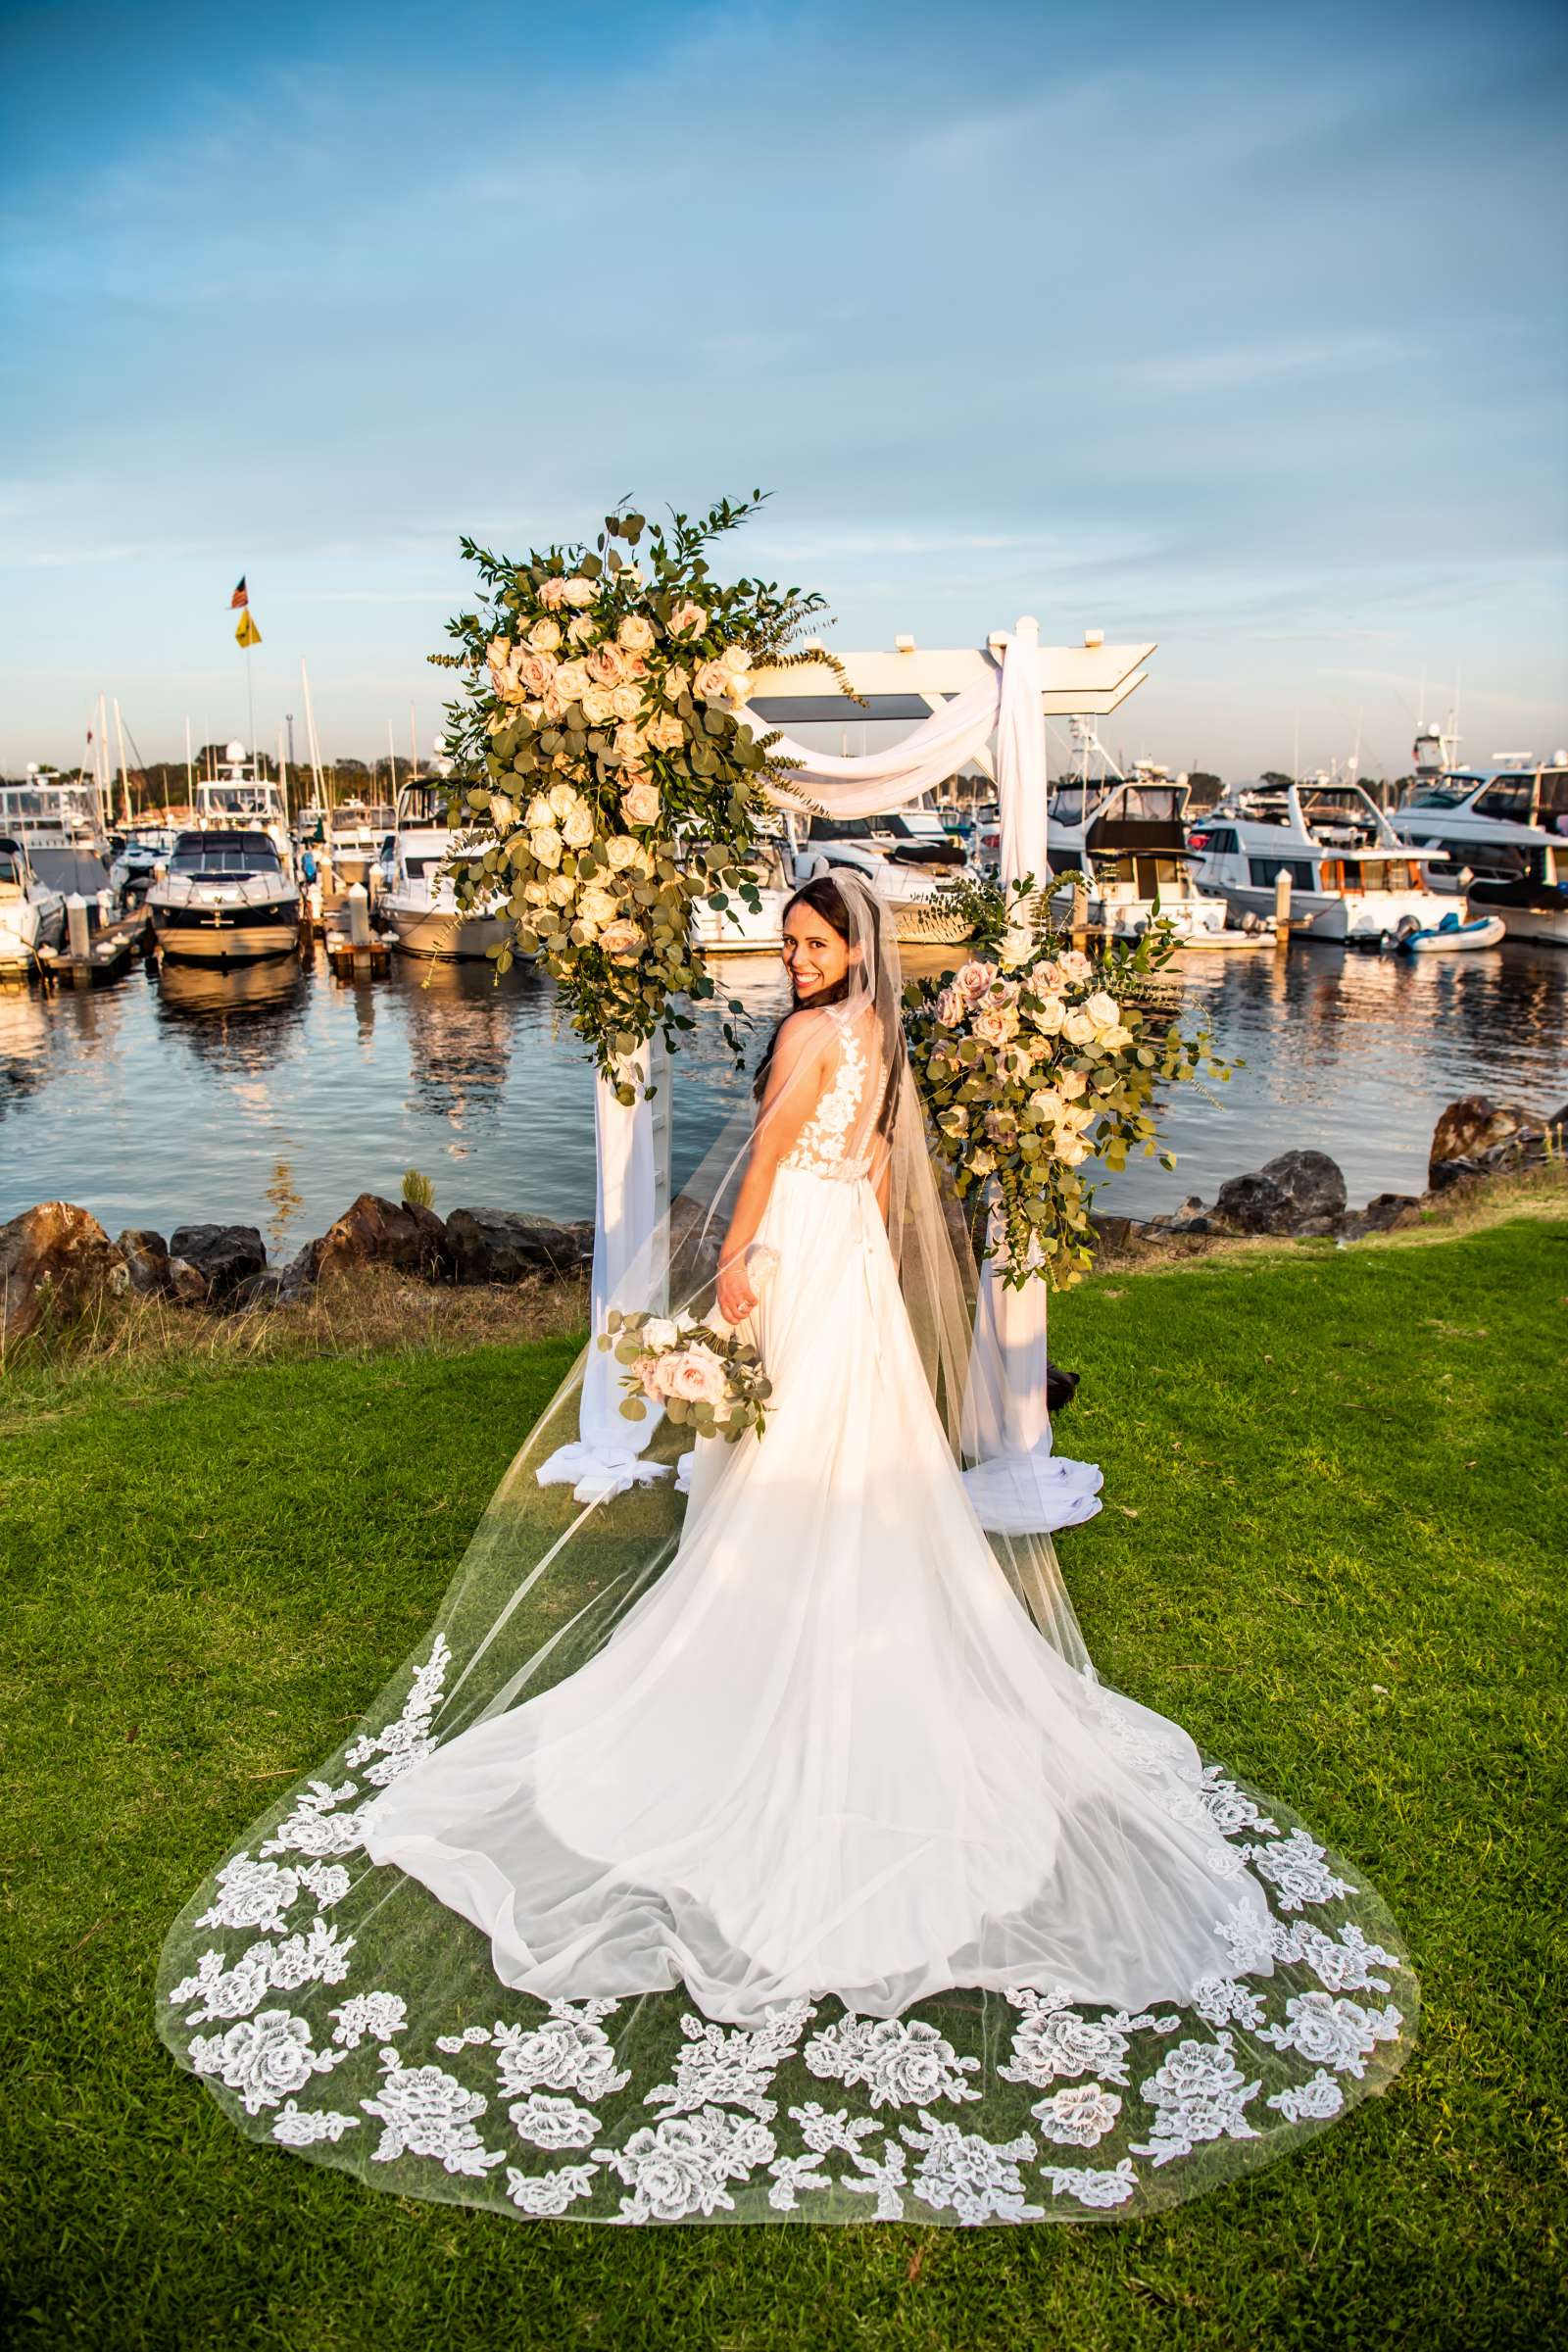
[385,903,511,961]
[0,893,66,970]
[150,903,302,964]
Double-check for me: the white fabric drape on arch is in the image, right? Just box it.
[545,617,1101,1528]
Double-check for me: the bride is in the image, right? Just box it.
[158,871,1414,2227]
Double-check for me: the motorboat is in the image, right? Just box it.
[0,767,107,856]
[791,808,975,944]
[326,800,396,888]
[1187,778,1452,944]
[148,828,303,964]
[0,834,67,973]
[690,839,798,956]
[109,823,179,906]
[191,750,295,873]
[376,826,511,961]
[1390,755,1568,949]
[1045,760,1262,948]
[1389,910,1506,955]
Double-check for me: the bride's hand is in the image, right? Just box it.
[715,1257,758,1325]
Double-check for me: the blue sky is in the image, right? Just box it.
[2,0,1564,780]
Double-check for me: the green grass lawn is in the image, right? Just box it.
[3,1218,1565,2351]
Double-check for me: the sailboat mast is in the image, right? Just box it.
[113,698,132,825]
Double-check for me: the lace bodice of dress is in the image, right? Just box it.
[781,1010,876,1183]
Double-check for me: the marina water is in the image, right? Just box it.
[3,945,1565,1255]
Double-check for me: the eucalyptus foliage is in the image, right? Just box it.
[432,494,829,1102]
[904,878,1231,1290]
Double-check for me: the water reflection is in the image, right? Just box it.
[154,956,310,1076]
[0,940,1564,1250]
[394,958,534,1126]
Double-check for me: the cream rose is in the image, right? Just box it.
[524,793,554,829]
[577,884,618,929]
[611,679,644,721]
[1100,1022,1134,1051]
[935,983,966,1028]
[1084,989,1121,1032]
[662,663,691,703]
[530,825,564,869]
[521,878,551,906]
[538,577,569,611]
[580,685,617,727]
[1060,1009,1097,1047]
[487,790,514,831]
[547,872,577,906]
[613,722,648,761]
[998,925,1036,971]
[665,1346,730,1407]
[621,780,662,828]
[562,577,596,608]
[528,617,563,654]
[567,612,599,647]
[561,802,595,851]
[1060,949,1094,985]
[604,834,641,871]
[554,659,590,704]
[1029,993,1066,1035]
[646,711,685,754]
[617,613,656,654]
[1030,1088,1066,1125]
[516,652,558,697]
[1054,1133,1091,1167]
[668,600,707,638]
[694,659,733,703]
[546,783,579,821]
[973,1001,1020,1047]
[642,1314,679,1352]
[956,958,997,1003]
[1058,1067,1089,1100]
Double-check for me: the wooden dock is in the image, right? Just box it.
[35,906,153,989]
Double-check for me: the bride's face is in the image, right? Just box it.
[783,904,851,1001]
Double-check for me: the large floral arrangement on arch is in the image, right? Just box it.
[433,494,829,1102]
[904,881,1230,1291]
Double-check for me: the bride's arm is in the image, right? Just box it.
[715,1012,829,1323]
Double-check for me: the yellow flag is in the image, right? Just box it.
[235,610,262,649]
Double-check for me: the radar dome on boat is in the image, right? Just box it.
[225,739,246,762]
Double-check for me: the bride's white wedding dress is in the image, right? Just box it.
[363,1005,1269,2023]
[159,976,1414,2227]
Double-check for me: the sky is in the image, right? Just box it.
[2,0,1565,783]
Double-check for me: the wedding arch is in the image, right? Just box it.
[543,612,1158,1513]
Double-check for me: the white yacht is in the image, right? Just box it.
[109,823,179,906]
[148,828,303,964]
[1390,755,1568,949]
[689,839,799,956]
[1045,757,1260,947]
[0,835,67,973]
[790,808,975,944]
[376,826,511,961]
[0,767,106,856]
[191,749,295,871]
[1188,779,1451,944]
[326,800,396,887]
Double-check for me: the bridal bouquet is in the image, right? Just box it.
[904,880,1228,1291]
[600,1307,774,1444]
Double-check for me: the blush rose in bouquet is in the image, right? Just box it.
[599,1295,775,1445]
[904,877,1231,1290]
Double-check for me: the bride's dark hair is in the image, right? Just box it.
[753,873,904,1136]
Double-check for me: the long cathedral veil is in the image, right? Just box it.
[154,868,1416,2228]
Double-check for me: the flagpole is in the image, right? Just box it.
[185,714,194,807]
[300,657,324,808]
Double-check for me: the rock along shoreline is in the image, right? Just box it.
[1,1093,1561,1354]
